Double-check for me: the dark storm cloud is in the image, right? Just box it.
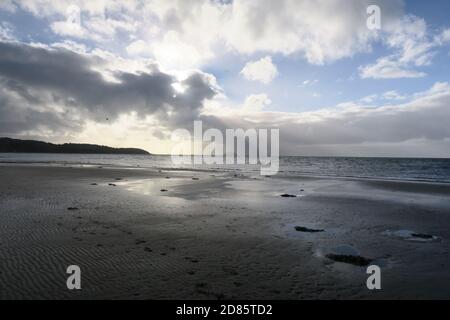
[0,86,80,135]
[0,41,216,135]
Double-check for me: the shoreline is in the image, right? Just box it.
[2,161,450,185]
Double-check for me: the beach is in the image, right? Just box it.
[1,164,450,299]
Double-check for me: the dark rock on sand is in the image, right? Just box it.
[185,257,199,263]
[67,207,79,211]
[325,254,372,266]
[411,233,434,239]
[295,226,324,233]
[108,183,116,186]
[192,177,199,180]
[280,194,297,198]
[160,189,168,192]
[91,183,97,185]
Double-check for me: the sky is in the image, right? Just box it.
[1,0,450,157]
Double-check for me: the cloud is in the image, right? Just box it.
[51,22,86,39]
[240,56,278,84]
[6,0,404,68]
[359,56,427,79]
[301,79,319,86]
[359,15,446,79]
[0,41,217,136]
[360,94,377,103]
[224,0,402,64]
[435,28,450,45]
[0,83,81,137]
[0,22,15,41]
[241,94,271,112]
[201,82,450,156]
[3,1,450,157]
[2,40,450,156]
[126,40,151,57]
[151,30,215,69]
[382,90,407,100]
[0,0,16,12]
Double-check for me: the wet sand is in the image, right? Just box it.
[1,164,450,299]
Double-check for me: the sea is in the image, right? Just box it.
[1,153,450,183]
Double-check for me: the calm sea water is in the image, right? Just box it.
[1,153,450,183]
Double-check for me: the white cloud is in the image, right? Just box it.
[151,30,214,70]
[382,90,407,100]
[0,0,16,12]
[240,56,278,84]
[51,20,87,39]
[360,94,377,103]
[301,79,319,86]
[359,15,446,79]
[359,56,427,79]
[434,28,450,45]
[139,0,401,67]
[8,0,405,68]
[241,94,272,112]
[0,22,15,41]
[126,40,152,57]
[51,40,88,54]
[224,0,402,64]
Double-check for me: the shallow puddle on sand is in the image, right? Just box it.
[225,179,306,198]
[120,178,181,196]
[382,229,440,242]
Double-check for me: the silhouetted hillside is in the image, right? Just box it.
[0,137,150,155]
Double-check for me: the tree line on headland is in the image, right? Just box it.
[0,137,150,155]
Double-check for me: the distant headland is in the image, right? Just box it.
[0,137,150,155]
